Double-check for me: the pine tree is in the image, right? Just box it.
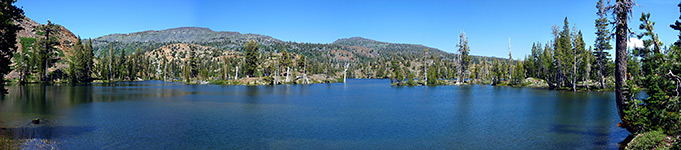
[406,71,415,86]
[622,9,681,135]
[390,55,401,84]
[582,47,594,91]
[297,55,306,72]
[637,12,663,55]
[427,65,436,85]
[183,61,190,83]
[395,67,404,84]
[492,59,503,85]
[508,38,513,81]
[299,55,309,84]
[594,0,612,89]
[424,48,428,85]
[610,0,636,133]
[525,43,538,78]
[456,32,471,85]
[222,58,230,80]
[572,30,586,92]
[13,38,34,84]
[97,52,109,81]
[108,43,114,82]
[127,48,139,81]
[189,45,198,79]
[119,48,126,80]
[0,0,23,93]
[560,18,574,88]
[512,59,525,85]
[68,37,89,83]
[280,48,291,82]
[542,43,555,88]
[35,20,60,82]
[85,39,94,79]
[551,25,563,89]
[161,56,167,81]
[244,40,259,77]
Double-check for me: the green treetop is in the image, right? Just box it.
[244,39,259,77]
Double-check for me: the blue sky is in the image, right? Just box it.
[16,0,681,59]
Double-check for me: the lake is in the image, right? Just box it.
[0,79,629,149]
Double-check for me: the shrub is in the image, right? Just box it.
[626,131,666,150]
[262,77,274,85]
[672,139,681,150]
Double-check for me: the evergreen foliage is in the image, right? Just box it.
[522,18,596,91]
[13,37,35,84]
[244,40,259,77]
[34,20,60,82]
[67,38,93,83]
[624,11,681,136]
[0,0,23,94]
[456,32,470,84]
[595,0,613,89]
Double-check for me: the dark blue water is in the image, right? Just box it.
[0,79,629,149]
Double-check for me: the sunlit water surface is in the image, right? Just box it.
[0,79,628,149]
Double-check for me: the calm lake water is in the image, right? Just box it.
[0,79,629,149]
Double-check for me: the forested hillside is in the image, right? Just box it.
[52,26,510,85]
[333,37,449,55]
[3,11,527,88]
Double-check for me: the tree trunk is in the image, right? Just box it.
[303,59,309,84]
[615,2,634,133]
[424,51,428,86]
[555,61,562,89]
[599,67,605,89]
[286,67,290,82]
[585,63,591,91]
[343,63,349,83]
[573,63,577,92]
[572,52,577,92]
[44,24,51,82]
[19,67,25,84]
[456,56,462,85]
[424,67,428,85]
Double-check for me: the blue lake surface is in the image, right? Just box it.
[0,79,629,149]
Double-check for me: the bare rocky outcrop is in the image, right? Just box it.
[6,16,80,80]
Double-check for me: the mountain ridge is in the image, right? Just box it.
[91,26,452,58]
[332,37,448,55]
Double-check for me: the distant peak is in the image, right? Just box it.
[347,37,368,40]
[333,37,380,44]
[165,27,213,32]
[343,37,373,41]
[120,27,215,35]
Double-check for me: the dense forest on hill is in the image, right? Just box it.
[8,20,513,86]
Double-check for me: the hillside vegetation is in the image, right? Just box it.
[32,26,509,85]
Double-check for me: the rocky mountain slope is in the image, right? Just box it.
[6,16,80,79]
[91,27,282,56]
[89,26,509,70]
[145,43,224,64]
[88,27,469,65]
[5,16,510,83]
[15,16,79,54]
[333,37,448,55]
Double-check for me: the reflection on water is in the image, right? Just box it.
[0,84,91,115]
[0,80,629,149]
[1,125,97,140]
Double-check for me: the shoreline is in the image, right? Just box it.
[5,78,618,92]
[388,77,616,92]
